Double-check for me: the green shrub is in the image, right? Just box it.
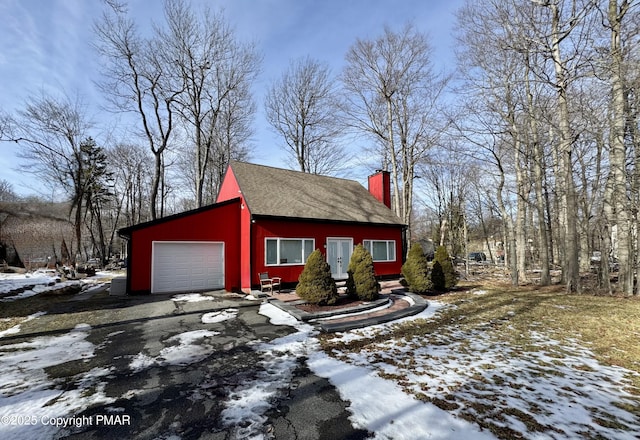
[431,245,457,290]
[296,249,338,305]
[431,261,445,291]
[346,244,379,301]
[401,242,432,294]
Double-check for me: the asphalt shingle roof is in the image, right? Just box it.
[229,161,404,225]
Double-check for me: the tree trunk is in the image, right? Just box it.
[150,152,162,220]
[550,2,580,293]
[532,126,550,285]
[386,98,402,220]
[608,0,633,295]
[515,143,529,284]
[495,156,518,286]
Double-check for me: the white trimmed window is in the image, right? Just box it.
[363,240,396,262]
[266,238,314,265]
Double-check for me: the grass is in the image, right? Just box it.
[323,281,640,383]
[319,278,640,439]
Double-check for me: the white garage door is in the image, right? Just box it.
[151,241,224,294]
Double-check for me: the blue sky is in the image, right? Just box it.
[0,0,465,197]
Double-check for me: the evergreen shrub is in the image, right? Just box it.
[401,242,432,294]
[296,249,338,305]
[431,245,457,290]
[346,244,379,301]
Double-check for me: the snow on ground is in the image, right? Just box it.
[4,298,473,440]
[128,329,222,373]
[221,304,316,439]
[0,304,235,439]
[256,300,640,439]
[319,302,640,440]
[2,271,638,439]
[0,270,109,302]
[202,308,238,323]
[0,324,115,440]
[171,293,216,303]
[257,302,495,440]
[0,312,47,338]
[307,352,495,440]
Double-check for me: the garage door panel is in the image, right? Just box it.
[152,242,224,293]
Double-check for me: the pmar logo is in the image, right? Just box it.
[95,414,131,426]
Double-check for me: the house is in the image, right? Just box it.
[119,161,406,294]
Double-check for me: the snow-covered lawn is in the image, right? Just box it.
[315,294,640,439]
[257,292,640,439]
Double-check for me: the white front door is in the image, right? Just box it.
[327,238,353,279]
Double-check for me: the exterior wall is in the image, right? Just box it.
[216,166,242,203]
[128,200,242,293]
[239,202,252,292]
[215,166,253,293]
[250,217,403,287]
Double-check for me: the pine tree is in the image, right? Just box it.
[346,244,379,301]
[401,242,432,294]
[296,249,338,305]
[431,245,457,290]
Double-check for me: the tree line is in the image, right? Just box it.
[448,0,639,295]
[0,0,639,296]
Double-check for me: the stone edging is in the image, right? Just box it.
[270,296,390,322]
[268,290,428,333]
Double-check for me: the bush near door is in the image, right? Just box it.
[296,249,338,305]
[346,244,379,301]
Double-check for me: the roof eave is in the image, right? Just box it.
[251,213,406,227]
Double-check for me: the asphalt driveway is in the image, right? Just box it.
[0,288,371,440]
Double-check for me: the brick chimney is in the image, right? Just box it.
[368,170,391,209]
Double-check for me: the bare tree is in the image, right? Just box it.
[341,23,449,243]
[540,0,594,292]
[109,143,152,226]
[455,0,533,285]
[0,179,18,202]
[94,2,180,220]
[454,0,604,291]
[265,56,344,174]
[11,92,95,263]
[161,0,259,206]
[603,0,636,295]
[0,110,14,141]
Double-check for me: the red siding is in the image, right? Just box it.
[239,202,252,292]
[368,170,391,209]
[215,166,253,292]
[216,166,241,203]
[250,218,403,287]
[128,200,242,293]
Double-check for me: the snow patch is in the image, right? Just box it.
[0,311,47,338]
[129,329,221,372]
[219,303,316,438]
[171,293,215,303]
[202,308,238,324]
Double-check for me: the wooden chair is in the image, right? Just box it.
[259,272,281,293]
